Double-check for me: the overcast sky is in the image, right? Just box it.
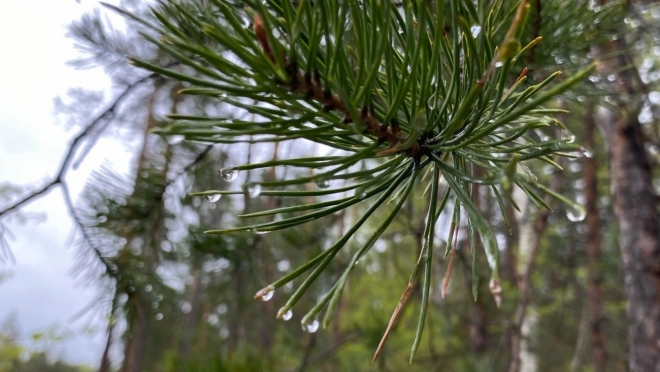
[0,0,129,367]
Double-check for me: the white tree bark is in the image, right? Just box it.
[513,185,539,372]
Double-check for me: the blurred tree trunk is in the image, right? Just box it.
[602,104,660,370]
[121,300,149,372]
[509,154,562,372]
[583,104,607,371]
[99,289,119,372]
[509,189,538,372]
[121,78,171,372]
[605,104,660,371]
[467,177,488,354]
[179,263,204,357]
[597,29,660,371]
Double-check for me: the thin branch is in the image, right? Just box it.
[0,71,160,218]
[0,222,16,263]
[306,333,362,367]
[138,144,213,218]
[61,182,116,276]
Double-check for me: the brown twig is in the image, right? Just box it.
[372,280,415,363]
[441,249,456,299]
[253,14,428,160]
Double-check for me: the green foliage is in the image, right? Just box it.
[0,322,91,372]
[5,353,93,372]
[163,349,270,372]
[113,0,600,359]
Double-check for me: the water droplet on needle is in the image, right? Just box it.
[567,205,586,222]
[244,184,262,198]
[261,290,274,302]
[205,194,221,202]
[220,168,239,181]
[302,320,319,333]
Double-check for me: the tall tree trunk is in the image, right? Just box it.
[508,157,562,372]
[583,104,607,371]
[509,188,539,372]
[596,24,660,369]
[467,177,489,354]
[121,300,149,372]
[99,287,119,372]
[178,264,204,358]
[602,105,660,371]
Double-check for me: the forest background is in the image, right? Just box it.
[1,1,660,372]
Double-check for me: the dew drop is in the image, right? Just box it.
[282,310,293,321]
[495,61,504,68]
[220,168,239,182]
[302,320,320,333]
[561,130,576,143]
[580,147,594,158]
[244,184,262,198]
[355,188,368,200]
[526,172,538,185]
[167,135,184,145]
[205,194,221,202]
[315,179,331,188]
[252,229,269,235]
[261,290,274,302]
[470,25,482,38]
[567,205,586,222]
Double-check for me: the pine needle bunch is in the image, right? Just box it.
[117,0,596,360]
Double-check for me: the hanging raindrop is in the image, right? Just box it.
[470,25,482,38]
[220,168,239,182]
[282,310,293,321]
[561,130,576,143]
[315,179,331,188]
[244,184,262,198]
[205,194,221,202]
[525,171,538,185]
[261,290,274,302]
[302,320,320,333]
[355,186,368,200]
[167,135,184,145]
[566,205,586,222]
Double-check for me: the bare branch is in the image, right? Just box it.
[61,182,116,276]
[0,71,159,218]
